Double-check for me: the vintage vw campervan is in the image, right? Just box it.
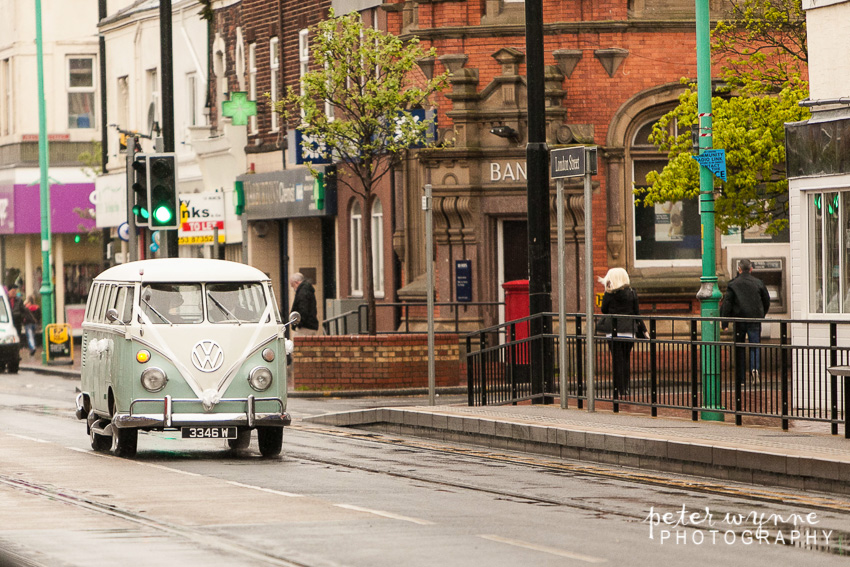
[74,259,299,458]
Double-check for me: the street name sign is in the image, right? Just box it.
[551,147,586,178]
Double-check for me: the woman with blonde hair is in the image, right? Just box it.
[599,267,641,396]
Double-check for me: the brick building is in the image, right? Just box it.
[383,0,792,331]
[205,0,401,330]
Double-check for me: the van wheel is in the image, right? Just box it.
[0,362,6,373]
[90,426,111,452]
[227,427,251,450]
[257,427,282,457]
[112,428,138,458]
[7,361,18,374]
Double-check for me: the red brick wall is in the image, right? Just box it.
[291,334,464,391]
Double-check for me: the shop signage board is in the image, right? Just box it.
[237,165,337,220]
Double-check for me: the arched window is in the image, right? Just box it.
[372,198,384,297]
[350,200,362,296]
[631,116,701,266]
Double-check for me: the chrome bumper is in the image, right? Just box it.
[113,394,291,429]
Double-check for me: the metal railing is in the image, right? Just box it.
[466,313,850,437]
[323,301,503,335]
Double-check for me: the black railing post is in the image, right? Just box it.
[780,321,789,431]
[733,323,743,426]
[508,323,518,404]
[690,319,699,421]
[650,317,658,417]
[612,319,620,413]
[479,331,487,406]
[467,334,474,406]
[576,315,584,409]
[831,322,838,436]
[844,375,850,439]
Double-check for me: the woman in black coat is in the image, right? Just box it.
[600,267,641,396]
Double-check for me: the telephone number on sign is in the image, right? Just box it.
[178,235,225,245]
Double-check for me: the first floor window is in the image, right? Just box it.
[371,198,384,296]
[68,57,95,129]
[350,200,363,295]
[809,190,850,314]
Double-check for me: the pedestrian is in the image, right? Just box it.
[22,296,40,355]
[599,267,641,397]
[7,284,23,337]
[288,273,319,337]
[720,259,771,383]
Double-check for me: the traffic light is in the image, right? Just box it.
[145,153,178,229]
[131,155,149,227]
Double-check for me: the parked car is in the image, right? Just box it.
[0,286,21,373]
[74,258,299,458]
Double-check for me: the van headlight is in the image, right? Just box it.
[0,334,19,344]
[140,367,168,392]
[248,366,273,391]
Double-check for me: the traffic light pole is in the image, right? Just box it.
[695,0,723,420]
[35,0,54,362]
[127,138,139,261]
[160,0,178,258]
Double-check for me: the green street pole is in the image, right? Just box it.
[695,0,723,420]
[35,0,55,363]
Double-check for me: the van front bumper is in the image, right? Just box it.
[113,394,291,429]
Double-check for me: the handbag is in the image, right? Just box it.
[635,318,649,339]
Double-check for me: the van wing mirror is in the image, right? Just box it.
[286,311,301,327]
[105,308,123,324]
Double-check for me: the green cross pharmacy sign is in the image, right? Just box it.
[221,92,257,126]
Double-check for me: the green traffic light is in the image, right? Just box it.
[74,234,81,243]
[153,205,174,224]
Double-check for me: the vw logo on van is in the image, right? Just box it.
[191,340,224,372]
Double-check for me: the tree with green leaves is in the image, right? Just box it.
[635,0,809,236]
[275,10,447,334]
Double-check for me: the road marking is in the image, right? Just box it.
[334,503,434,525]
[8,434,48,443]
[479,534,607,563]
[226,480,303,498]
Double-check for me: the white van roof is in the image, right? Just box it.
[94,259,271,284]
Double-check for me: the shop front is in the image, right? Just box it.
[237,165,337,322]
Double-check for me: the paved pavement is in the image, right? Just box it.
[23,345,850,496]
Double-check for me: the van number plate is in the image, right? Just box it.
[181,427,237,439]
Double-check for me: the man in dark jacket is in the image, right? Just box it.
[720,259,771,383]
[289,273,319,335]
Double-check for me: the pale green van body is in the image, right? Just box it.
[75,258,294,457]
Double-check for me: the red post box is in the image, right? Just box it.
[502,279,530,341]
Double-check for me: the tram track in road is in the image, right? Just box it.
[0,474,313,567]
[287,423,850,517]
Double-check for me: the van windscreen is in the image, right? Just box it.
[140,283,203,324]
[206,283,266,323]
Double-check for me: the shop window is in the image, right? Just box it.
[68,57,95,129]
[808,191,850,314]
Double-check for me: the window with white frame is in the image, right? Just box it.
[350,200,363,296]
[187,73,198,127]
[808,190,850,314]
[631,116,700,266]
[68,57,95,129]
[117,76,129,148]
[1,58,12,136]
[371,198,384,296]
[299,29,309,119]
[248,43,257,134]
[270,37,279,132]
[146,68,159,131]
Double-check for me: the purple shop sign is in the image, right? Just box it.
[11,183,96,234]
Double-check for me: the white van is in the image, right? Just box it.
[0,286,21,372]
[74,258,298,457]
